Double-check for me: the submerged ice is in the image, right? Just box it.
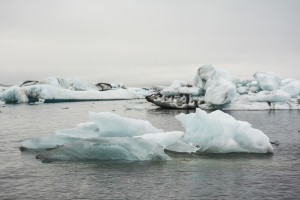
[36,138,170,162]
[21,109,273,163]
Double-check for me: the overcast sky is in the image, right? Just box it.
[0,0,300,86]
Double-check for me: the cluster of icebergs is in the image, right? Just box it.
[146,64,300,110]
[21,109,273,162]
[1,65,299,110]
[0,76,139,103]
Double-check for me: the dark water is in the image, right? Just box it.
[0,100,299,200]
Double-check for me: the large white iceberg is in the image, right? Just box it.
[0,77,138,103]
[146,64,300,110]
[146,65,238,109]
[21,110,273,163]
[176,109,273,153]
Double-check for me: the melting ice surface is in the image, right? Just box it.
[21,109,273,162]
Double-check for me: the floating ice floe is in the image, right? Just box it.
[175,109,273,153]
[0,76,138,103]
[146,64,300,110]
[21,109,273,163]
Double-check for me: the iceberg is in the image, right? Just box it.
[21,110,273,163]
[194,64,236,89]
[0,76,138,103]
[0,86,29,103]
[146,64,300,110]
[194,64,237,105]
[21,112,172,162]
[175,108,273,153]
[280,79,300,97]
[204,77,236,105]
[88,111,163,137]
[248,90,291,102]
[254,72,281,91]
[36,138,170,163]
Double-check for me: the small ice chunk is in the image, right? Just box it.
[237,86,249,94]
[250,80,258,86]
[249,86,260,93]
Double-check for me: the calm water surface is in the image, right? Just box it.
[0,100,299,199]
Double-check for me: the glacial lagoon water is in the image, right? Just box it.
[0,99,299,199]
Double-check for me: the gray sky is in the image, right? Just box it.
[0,0,300,86]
